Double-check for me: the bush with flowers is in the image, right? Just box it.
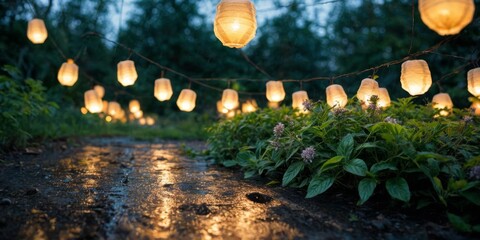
[207,96,480,232]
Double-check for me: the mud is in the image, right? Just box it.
[0,137,473,239]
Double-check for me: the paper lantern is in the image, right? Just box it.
[107,101,121,117]
[139,118,146,125]
[177,89,197,112]
[57,59,79,86]
[266,81,285,102]
[467,68,480,97]
[134,110,143,119]
[326,84,348,108]
[80,107,88,115]
[214,0,257,48]
[471,102,480,116]
[377,88,391,109]
[105,116,112,122]
[115,109,126,120]
[268,101,280,109]
[217,100,229,114]
[400,60,432,96]
[242,99,258,113]
[432,93,454,117]
[93,85,105,99]
[154,78,173,101]
[292,91,309,113]
[27,19,48,44]
[117,60,138,86]
[419,0,475,35]
[357,78,379,105]
[222,89,239,110]
[129,100,141,113]
[146,117,155,126]
[84,90,103,113]
[226,110,237,119]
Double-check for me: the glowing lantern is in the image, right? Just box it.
[57,59,79,86]
[377,88,391,109]
[242,99,258,113]
[419,0,475,36]
[266,81,285,102]
[129,100,141,113]
[93,85,105,99]
[467,68,480,97]
[268,101,280,109]
[471,102,480,116]
[217,100,229,114]
[84,90,103,113]
[154,78,173,101]
[400,60,432,96]
[115,109,126,120]
[139,118,146,125]
[134,110,143,119]
[357,78,379,105]
[292,91,309,113]
[214,0,257,48]
[117,60,138,86]
[432,93,454,117]
[226,110,236,119]
[222,89,239,110]
[27,19,48,44]
[107,101,121,117]
[176,89,197,112]
[146,117,155,126]
[80,107,88,115]
[326,84,348,108]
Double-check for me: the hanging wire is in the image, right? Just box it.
[256,0,342,12]
[238,49,273,79]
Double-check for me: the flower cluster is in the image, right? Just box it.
[462,116,473,124]
[332,107,348,116]
[273,122,285,138]
[470,166,480,180]
[384,116,401,124]
[301,146,316,164]
[302,100,314,112]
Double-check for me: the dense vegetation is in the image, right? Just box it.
[208,98,480,232]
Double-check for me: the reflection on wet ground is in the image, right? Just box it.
[0,138,467,239]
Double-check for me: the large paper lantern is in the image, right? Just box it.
[419,0,475,35]
[214,0,257,48]
[242,99,258,113]
[117,60,138,86]
[27,18,48,44]
[468,68,480,97]
[57,59,79,86]
[432,93,454,117]
[357,78,379,105]
[266,81,285,102]
[177,89,197,112]
[222,89,239,110]
[217,100,229,114]
[93,85,105,99]
[377,88,391,109]
[84,90,102,113]
[107,101,121,117]
[154,78,173,101]
[471,102,480,116]
[326,84,348,108]
[292,90,309,113]
[129,100,141,113]
[400,60,432,96]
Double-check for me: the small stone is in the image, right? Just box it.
[26,188,39,195]
[246,192,273,204]
[0,198,12,205]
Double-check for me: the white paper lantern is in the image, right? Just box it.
[107,101,121,117]
[93,85,105,99]
[266,81,285,102]
[242,99,258,113]
[27,18,48,44]
[222,89,239,110]
[58,59,79,87]
[177,89,197,112]
[129,100,141,113]
[419,0,475,35]
[467,68,480,97]
[84,90,102,113]
[217,100,229,114]
[377,88,391,109]
[400,60,432,96]
[214,0,257,48]
[432,93,454,117]
[357,78,379,105]
[326,84,348,108]
[154,78,173,101]
[292,90,309,114]
[117,60,138,86]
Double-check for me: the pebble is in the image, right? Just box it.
[0,198,12,205]
[246,192,273,204]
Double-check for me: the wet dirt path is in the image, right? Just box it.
[0,138,469,239]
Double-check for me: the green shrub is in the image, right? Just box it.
[207,98,480,232]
